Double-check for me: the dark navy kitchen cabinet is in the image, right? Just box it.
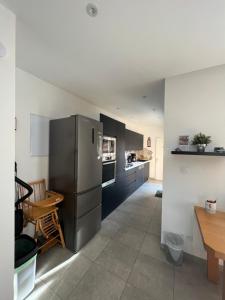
[100,114,149,220]
[102,162,150,219]
[125,168,137,198]
[100,114,125,178]
[100,114,126,219]
[116,122,126,177]
[125,129,143,150]
[136,165,145,189]
[125,162,150,198]
[101,183,116,219]
[100,114,116,137]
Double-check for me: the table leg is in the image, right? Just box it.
[207,248,219,283]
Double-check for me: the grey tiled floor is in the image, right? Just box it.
[27,181,221,300]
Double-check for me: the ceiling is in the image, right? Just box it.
[3,0,225,126]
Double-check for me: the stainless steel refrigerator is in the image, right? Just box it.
[49,115,103,252]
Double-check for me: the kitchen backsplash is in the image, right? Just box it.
[125,149,152,161]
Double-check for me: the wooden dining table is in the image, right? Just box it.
[195,206,225,299]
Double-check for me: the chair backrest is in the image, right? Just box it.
[15,176,33,207]
[28,179,47,202]
[15,181,30,208]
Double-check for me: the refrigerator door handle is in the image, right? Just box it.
[97,131,103,160]
[92,128,95,144]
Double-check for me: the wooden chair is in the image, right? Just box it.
[19,179,65,253]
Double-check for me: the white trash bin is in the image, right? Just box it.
[165,232,184,265]
[14,254,37,300]
[14,234,38,300]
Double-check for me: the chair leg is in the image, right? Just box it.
[58,222,65,248]
[34,221,39,242]
[53,210,65,248]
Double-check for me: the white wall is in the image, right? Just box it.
[162,65,225,258]
[16,68,103,182]
[16,68,163,182]
[0,4,15,300]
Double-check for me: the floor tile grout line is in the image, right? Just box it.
[91,236,114,262]
[119,228,149,300]
[102,192,156,300]
[108,212,157,236]
[81,235,111,263]
[90,259,128,287]
[93,230,142,283]
[46,254,93,299]
[111,195,160,226]
[34,182,162,300]
[109,221,147,235]
[118,197,175,299]
[44,237,110,299]
[81,201,154,285]
[75,235,130,297]
[64,256,98,300]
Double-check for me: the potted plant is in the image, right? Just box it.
[191,133,212,152]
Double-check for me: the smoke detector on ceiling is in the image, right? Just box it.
[0,42,7,58]
[86,3,98,17]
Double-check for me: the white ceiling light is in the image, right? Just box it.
[86,3,98,17]
[0,42,6,58]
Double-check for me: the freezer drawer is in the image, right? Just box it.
[75,204,101,252]
[76,186,102,218]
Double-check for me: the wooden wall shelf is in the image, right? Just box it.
[171,151,225,156]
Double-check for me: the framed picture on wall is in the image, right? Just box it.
[179,135,189,151]
[147,137,151,147]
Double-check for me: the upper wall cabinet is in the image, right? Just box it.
[100,114,126,177]
[125,129,143,150]
[100,114,117,137]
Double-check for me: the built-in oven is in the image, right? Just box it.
[102,136,116,162]
[102,160,116,188]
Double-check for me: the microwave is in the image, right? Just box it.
[102,136,116,162]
